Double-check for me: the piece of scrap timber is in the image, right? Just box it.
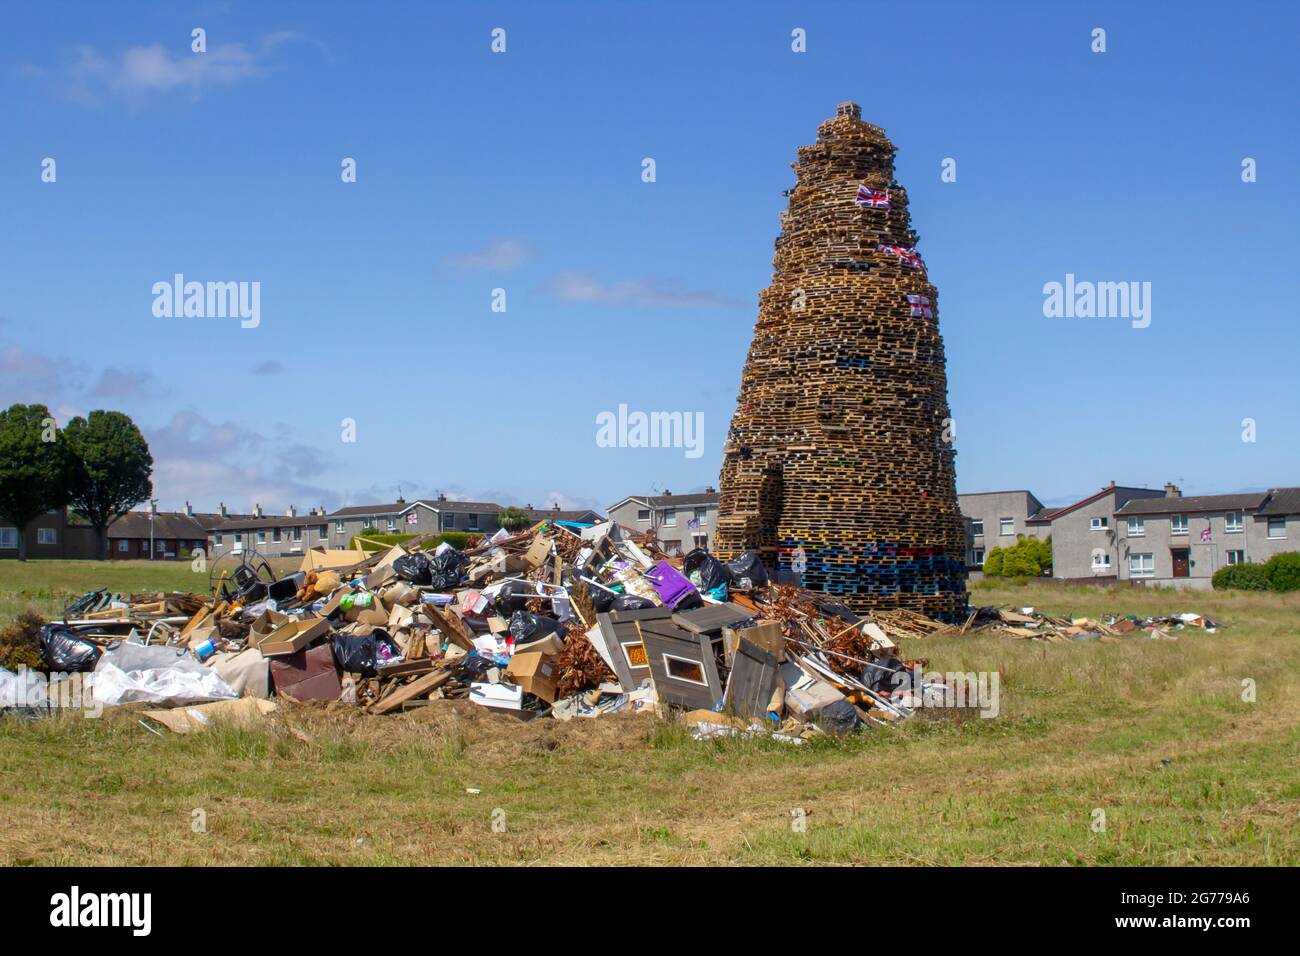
[371,668,452,715]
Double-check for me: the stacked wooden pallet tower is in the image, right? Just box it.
[715,102,968,621]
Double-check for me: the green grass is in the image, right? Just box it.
[1,572,1297,865]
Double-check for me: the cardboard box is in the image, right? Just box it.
[270,644,342,701]
[257,616,330,657]
[249,609,292,644]
[506,651,559,703]
[779,661,846,720]
[524,535,552,569]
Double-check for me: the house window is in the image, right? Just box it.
[664,509,677,527]
[335,520,346,534]
[1090,517,1108,531]
[1170,515,1188,535]
[972,548,985,565]
[1129,553,1155,578]
[386,518,397,532]
[37,528,58,545]
[1227,550,1246,565]
[1268,518,1286,539]
[1127,517,1145,536]
[319,525,328,539]
[692,533,708,550]
[0,527,16,549]
[636,509,651,522]
[999,517,1013,536]
[257,531,267,544]
[694,507,708,526]
[1224,511,1243,533]
[214,532,223,546]
[273,528,282,542]
[442,512,456,531]
[1091,552,1111,570]
[971,519,984,537]
[468,513,479,531]
[292,527,302,541]
[156,540,166,553]
[117,540,129,553]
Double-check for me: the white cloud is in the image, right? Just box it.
[543,271,740,309]
[441,237,535,273]
[32,32,308,105]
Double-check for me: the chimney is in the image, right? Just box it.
[286,504,296,518]
[437,493,447,502]
[526,503,533,511]
[705,485,715,494]
[1164,482,1181,498]
[396,494,405,505]
[184,501,193,517]
[219,501,227,518]
[150,500,158,516]
[254,503,263,518]
[662,489,672,497]
[553,501,560,510]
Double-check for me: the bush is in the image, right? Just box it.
[0,610,46,671]
[983,547,1004,576]
[983,536,1051,578]
[1212,562,1269,591]
[1264,552,1300,592]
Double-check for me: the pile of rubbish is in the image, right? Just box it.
[2,521,965,737]
[953,606,1221,643]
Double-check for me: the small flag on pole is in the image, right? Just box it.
[906,294,932,318]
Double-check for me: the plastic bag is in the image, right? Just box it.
[725,551,769,590]
[589,586,619,613]
[494,580,533,619]
[609,594,655,612]
[91,642,236,708]
[683,549,728,601]
[393,553,433,586]
[508,610,562,644]
[817,698,861,735]
[428,550,468,590]
[331,628,402,677]
[39,624,102,673]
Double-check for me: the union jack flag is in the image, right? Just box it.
[880,243,926,272]
[906,294,932,318]
[1201,527,1212,542]
[855,184,891,208]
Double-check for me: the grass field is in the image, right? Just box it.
[1,562,1297,865]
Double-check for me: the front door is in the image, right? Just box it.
[1171,549,1190,578]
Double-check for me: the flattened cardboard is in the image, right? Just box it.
[143,697,277,734]
[300,548,369,572]
[524,535,552,569]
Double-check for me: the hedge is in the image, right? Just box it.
[1212,552,1300,592]
[349,531,480,552]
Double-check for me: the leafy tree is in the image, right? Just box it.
[983,547,1005,576]
[64,410,153,560]
[497,507,532,533]
[0,403,73,560]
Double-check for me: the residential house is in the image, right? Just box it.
[206,504,333,560]
[327,495,505,548]
[1025,482,1166,580]
[607,489,720,555]
[1115,486,1298,588]
[1,502,215,561]
[957,490,1046,570]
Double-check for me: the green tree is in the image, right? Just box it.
[983,547,1005,576]
[497,507,532,532]
[0,403,73,561]
[64,410,154,560]
[1264,552,1300,592]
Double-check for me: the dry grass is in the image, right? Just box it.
[1,576,1297,865]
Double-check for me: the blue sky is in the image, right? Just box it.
[2,0,1296,514]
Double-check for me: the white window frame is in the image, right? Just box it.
[117,539,130,553]
[37,527,58,545]
[0,527,17,549]
[972,548,985,565]
[971,519,984,537]
[213,532,223,546]
[1129,553,1155,578]
[1267,517,1286,539]
[257,531,267,544]
[661,652,708,687]
[1090,516,1108,531]
[694,507,708,526]
[386,517,398,532]
[1170,514,1189,535]
[1127,517,1145,537]
[998,517,1014,536]
[692,533,708,550]
[663,509,677,527]
[335,520,346,534]
[636,509,651,522]
[1091,552,1111,570]
[1225,511,1243,533]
